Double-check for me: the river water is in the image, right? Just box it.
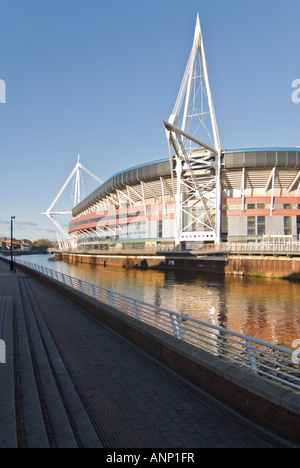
[19,254,300,350]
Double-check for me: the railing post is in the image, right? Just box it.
[109,291,116,308]
[246,339,258,374]
[177,317,185,340]
[78,279,84,293]
[134,300,140,320]
[169,313,185,340]
[170,313,180,338]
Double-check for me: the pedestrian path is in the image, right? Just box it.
[0,260,294,448]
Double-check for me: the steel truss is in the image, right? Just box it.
[164,14,222,245]
[42,155,103,243]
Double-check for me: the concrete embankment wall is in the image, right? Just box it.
[15,261,300,445]
[61,252,169,270]
[224,256,300,278]
[60,252,300,279]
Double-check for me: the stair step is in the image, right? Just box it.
[18,277,78,448]
[12,275,49,448]
[22,278,102,448]
[0,296,17,448]
[0,268,102,448]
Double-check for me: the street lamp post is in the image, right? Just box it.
[10,216,15,272]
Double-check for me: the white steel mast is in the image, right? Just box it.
[164,14,222,245]
[42,155,103,240]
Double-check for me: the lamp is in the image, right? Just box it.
[10,216,15,272]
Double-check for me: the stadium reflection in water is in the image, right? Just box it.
[23,255,300,350]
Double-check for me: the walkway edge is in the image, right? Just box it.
[0,297,17,448]
[15,262,300,446]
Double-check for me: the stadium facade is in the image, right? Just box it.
[69,147,300,251]
[68,17,300,252]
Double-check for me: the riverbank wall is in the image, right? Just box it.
[57,252,300,279]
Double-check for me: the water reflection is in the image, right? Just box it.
[20,254,300,349]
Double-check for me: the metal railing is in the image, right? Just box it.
[200,240,300,254]
[15,259,300,392]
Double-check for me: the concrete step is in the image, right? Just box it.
[0,269,102,448]
[11,275,50,448]
[18,277,78,448]
[19,277,102,448]
[0,295,17,448]
[22,278,102,448]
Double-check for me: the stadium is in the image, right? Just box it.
[69,148,300,251]
[67,17,300,252]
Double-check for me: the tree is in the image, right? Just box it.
[32,239,52,250]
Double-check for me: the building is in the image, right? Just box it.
[68,148,300,251]
[67,17,300,251]
[0,238,32,251]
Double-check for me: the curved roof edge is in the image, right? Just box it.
[72,148,300,217]
[225,147,300,154]
[224,148,300,170]
[72,158,172,217]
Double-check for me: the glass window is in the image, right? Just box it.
[257,217,265,236]
[157,220,163,238]
[247,217,256,235]
[221,217,228,235]
[284,217,292,235]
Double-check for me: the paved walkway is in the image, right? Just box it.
[0,260,294,448]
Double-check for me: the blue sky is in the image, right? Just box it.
[0,0,299,241]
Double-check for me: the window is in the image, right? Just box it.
[221,217,228,236]
[247,217,256,235]
[247,203,265,210]
[247,216,265,236]
[284,217,292,235]
[257,217,265,236]
[157,220,163,238]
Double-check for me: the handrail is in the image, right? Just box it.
[15,259,300,392]
[199,240,300,254]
